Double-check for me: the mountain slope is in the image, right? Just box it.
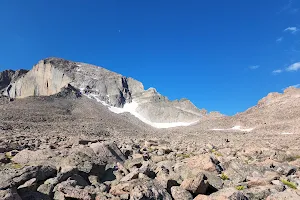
[175,86,300,134]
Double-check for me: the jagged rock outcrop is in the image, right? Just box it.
[2,58,204,126]
[235,87,300,125]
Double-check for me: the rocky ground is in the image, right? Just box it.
[1,92,300,199]
[1,134,300,200]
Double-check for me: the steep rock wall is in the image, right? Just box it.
[5,60,72,98]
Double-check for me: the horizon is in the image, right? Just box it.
[1,0,300,115]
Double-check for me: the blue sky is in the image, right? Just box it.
[0,0,300,115]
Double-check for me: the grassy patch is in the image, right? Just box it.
[147,147,154,152]
[5,152,13,159]
[286,155,300,162]
[281,179,297,189]
[11,163,23,169]
[210,149,216,153]
[214,151,223,157]
[176,153,191,159]
[210,149,222,156]
[220,173,229,180]
[235,185,245,190]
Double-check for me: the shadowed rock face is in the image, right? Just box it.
[1,58,204,125]
[0,69,28,91]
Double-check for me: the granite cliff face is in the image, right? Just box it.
[3,58,144,107]
[4,60,71,98]
[2,58,203,126]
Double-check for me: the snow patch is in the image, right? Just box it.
[85,93,109,106]
[212,126,254,132]
[84,92,198,128]
[108,101,198,128]
[211,128,226,131]
[231,126,254,132]
[281,132,293,135]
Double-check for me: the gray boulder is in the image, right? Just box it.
[0,165,57,190]
[266,190,300,200]
[53,180,92,200]
[171,186,193,200]
[59,142,124,174]
[223,159,263,184]
[0,188,22,200]
[110,179,172,200]
[209,188,249,200]
[11,149,56,165]
[180,173,209,195]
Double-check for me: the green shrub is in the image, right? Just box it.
[5,152,13,159]
[235,185,245,190]
[214,151,223,157]
[281,179,297,189]
[11,163,23,169]
[220,173,229,180]
[176,153,190,158]
[286,155,300,162]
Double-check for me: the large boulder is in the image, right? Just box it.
[110,179,172,200]
[223,159,263,184]
[180,173,209,195]
[266,190,300,200]
[11,149,56,165]
[0,188,22,200]
[209,188,249,200]
[59,142,125,173]
[90,142,126,163]
[174,154,218,180]
[53,180,93,200]
[0,165,57,190]
[59,150,105,174]
[244,185,284,200]
[171,186,193,200]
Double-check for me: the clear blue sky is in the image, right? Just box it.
[1,0,300,115]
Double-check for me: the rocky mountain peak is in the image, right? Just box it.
[284,86,300,95]
[1,58,206,127]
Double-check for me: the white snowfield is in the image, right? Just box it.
[108,101,198,128]
[85,93,198,128]
[85,93,109,106]
[212,125,254,132]
[281,132,294,135]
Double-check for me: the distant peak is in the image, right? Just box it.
[179,98,189,102]
[284,86,300,94]
[146,88,157,93]
[0,69,15,73]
